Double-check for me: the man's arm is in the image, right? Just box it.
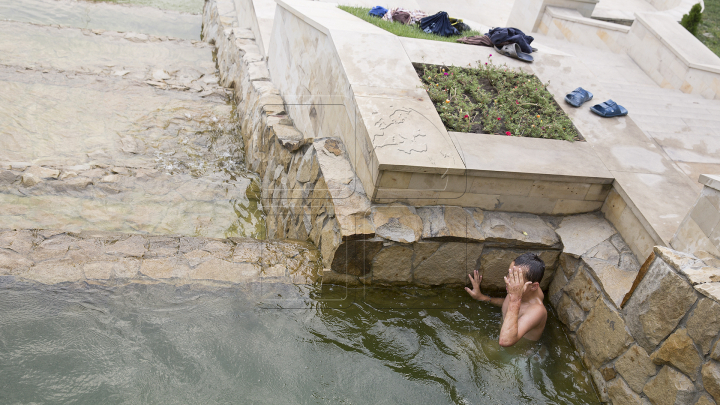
[465,270,504,307]
[498,267,542,347]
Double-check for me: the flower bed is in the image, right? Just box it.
[416,61,580,141]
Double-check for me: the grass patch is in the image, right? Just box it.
[416,61,580,141]
[696,0,720,57]
[337,5,481,42]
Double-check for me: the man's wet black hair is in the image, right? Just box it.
[514,253,545,284]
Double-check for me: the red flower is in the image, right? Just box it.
[497,117,501,120]
[506,131,511,136]
[463,114,469,119]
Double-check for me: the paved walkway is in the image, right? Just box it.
[535,34,720,191]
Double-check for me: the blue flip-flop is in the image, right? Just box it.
[564,87,593,107]
[590,99,628,117]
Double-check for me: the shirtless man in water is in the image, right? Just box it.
[465,253,548,347]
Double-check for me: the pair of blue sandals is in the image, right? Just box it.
[564,87,628,117]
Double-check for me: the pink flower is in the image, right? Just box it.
[497,117,501,120]
[444,72,449,76]
[505,131,511,136]
[485,62,488,65]
[463,114,469,119]
[489,54,492,57]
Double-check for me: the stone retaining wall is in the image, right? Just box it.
[551,237,720,403]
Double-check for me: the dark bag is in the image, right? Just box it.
[420,12,459,37]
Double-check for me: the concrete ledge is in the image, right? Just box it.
[626,12,720,99]
[546,6,630,32]
[634,12,720,75]
[449,131,613,183]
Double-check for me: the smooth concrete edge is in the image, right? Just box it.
[448,131,614,183]
[700,174,720,191]
[634,11,720,75]
[609,179,665,246]
[546,6,631,32]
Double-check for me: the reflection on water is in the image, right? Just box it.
[0,0,202,39]
[0,282,600,404]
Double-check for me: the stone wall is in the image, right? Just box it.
[552,235,720,403]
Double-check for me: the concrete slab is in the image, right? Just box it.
[449,132,613,182]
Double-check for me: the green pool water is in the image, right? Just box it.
[0,280,600,404]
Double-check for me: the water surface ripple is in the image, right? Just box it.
[0,282,600,404]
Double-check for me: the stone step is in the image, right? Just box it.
[0,165,263,239]
[0,20,215,81]
[0,0,202,40]
[0,229,319,285]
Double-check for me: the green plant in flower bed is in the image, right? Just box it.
[416,59,579,141]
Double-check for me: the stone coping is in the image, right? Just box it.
[546,6,630,32]
[449,131,613,183]
[700,174,720,192]
[635,12,720,75]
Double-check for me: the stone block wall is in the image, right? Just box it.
[552,239,720,403]
[672,174,720,258]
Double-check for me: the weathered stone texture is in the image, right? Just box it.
[330,240,383,276]
[414,243,483,285]
[372,205,423,243]
[557,293,586,331]
[643,366,696,405]
[616,344,658,393]
[607,377,644,405]
[584,257,637,308]
[623,258,699,352]
[481,211,559,248]
[695,394,718,405]
[703,361,720,403]
[577,298,633,367]
[650,329,702,380]
[556,213,616,257]
[563,265,600,312]
[417,206,484,242]
[687,298,720,355]
[372,245,413,284]
[548,268,568,307]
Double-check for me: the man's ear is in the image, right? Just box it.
[529,282,539,291]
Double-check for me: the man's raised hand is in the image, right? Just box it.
[465,269,487,301]
[504,266,531,298]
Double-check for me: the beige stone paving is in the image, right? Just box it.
[0,20,265,238]
[0,229,319,285]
